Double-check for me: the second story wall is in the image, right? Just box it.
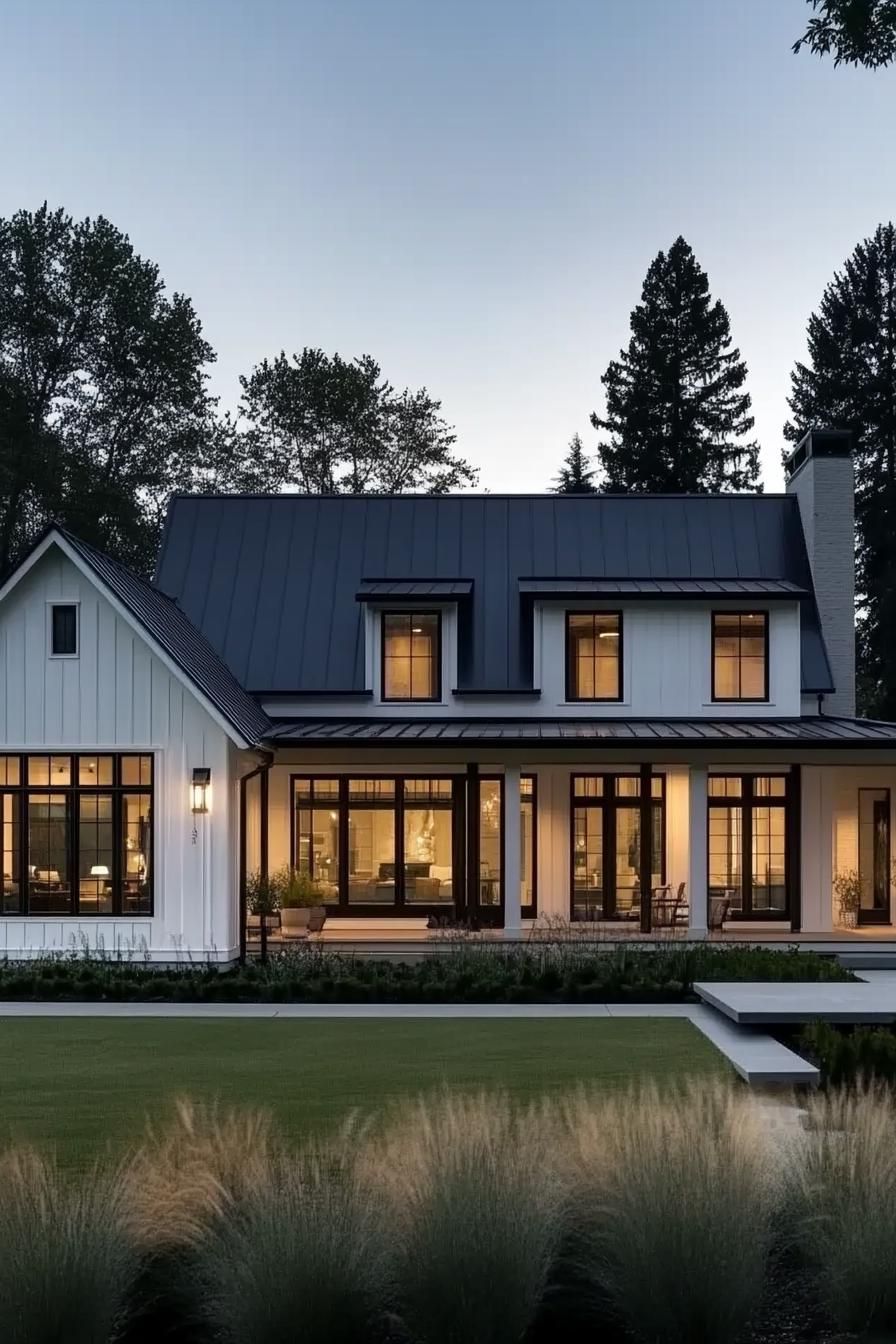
[260,598,803,720]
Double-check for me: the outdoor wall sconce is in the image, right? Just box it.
[191,767,211,814]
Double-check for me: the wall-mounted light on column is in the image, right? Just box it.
[191,767,211,814]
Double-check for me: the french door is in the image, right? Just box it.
[707,774,790,921]
[570,774,665,921]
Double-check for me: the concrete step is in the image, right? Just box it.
[694,980,896,1025]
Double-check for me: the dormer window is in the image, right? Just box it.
[566,612,622,702]
[49,603,78,658]
[712,612,768,701]
[382,612,441,701]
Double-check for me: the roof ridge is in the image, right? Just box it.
[166,491,793,502]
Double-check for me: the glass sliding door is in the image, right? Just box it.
[858,788,891,925]
[404,779,454,906]
[347,779,396,905]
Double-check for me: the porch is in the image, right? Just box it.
[239,736,896,952]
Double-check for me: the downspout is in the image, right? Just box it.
[238,749,274,965]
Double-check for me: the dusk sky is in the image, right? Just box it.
[2,0,895,492]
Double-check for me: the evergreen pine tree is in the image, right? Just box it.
[591,237,760,493]
[784,222,896,719]
[552,433,597,493]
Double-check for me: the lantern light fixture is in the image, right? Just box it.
[191,767,211,814]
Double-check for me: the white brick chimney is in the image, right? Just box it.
[785,429,855,717]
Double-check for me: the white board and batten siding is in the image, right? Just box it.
[262,600,804,720]
[0,548,238,961]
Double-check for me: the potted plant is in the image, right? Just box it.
[280,868,328,932]
[833,868,863,929]
[246,870,282,931]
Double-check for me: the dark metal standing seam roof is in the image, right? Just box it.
[155,493,835,697]
[60,531,271,747]
[265,717,896,747]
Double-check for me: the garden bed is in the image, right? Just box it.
[0,1082,887,1344]
[0,943,855,1004]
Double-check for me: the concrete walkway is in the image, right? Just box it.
[0,999,818,1086]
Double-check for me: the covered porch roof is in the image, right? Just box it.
[264,716,896,748]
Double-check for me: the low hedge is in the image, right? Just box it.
[0,943,854,1004]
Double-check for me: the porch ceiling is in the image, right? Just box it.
[264,716,896,747]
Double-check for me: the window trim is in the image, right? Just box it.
[0,753,153,917]
[710,610,769,703]
[380,610,443,703]
[565,611,623,703]
[47,601,80,659]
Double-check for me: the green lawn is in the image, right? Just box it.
[0,1017,726,1166]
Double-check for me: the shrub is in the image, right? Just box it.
[792,1084,896,1335]
[193,1147,390,1344]
[799,1020,896,1088]
[369,1092,562,1344]
[0,1147,138,1344]
[561,1082,779,1344]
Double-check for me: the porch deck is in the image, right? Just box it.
[247,920,896,962]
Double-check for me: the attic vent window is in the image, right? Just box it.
[50,604,79,658]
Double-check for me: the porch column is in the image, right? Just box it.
[639,763,652,933]
[688,766,708,936]
[504,767,522,934]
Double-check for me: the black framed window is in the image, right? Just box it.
[570,773,664,921]
[566,613,622,701]
[711,612,768,701]
[0,754,153,916]
[50,604,78,657]
[292,775,461,912]
[382,612,441,701]
[707,773,789,919]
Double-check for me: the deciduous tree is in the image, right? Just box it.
[0,204,214,573]
[793,0,896,68]
[234,348,477,494]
